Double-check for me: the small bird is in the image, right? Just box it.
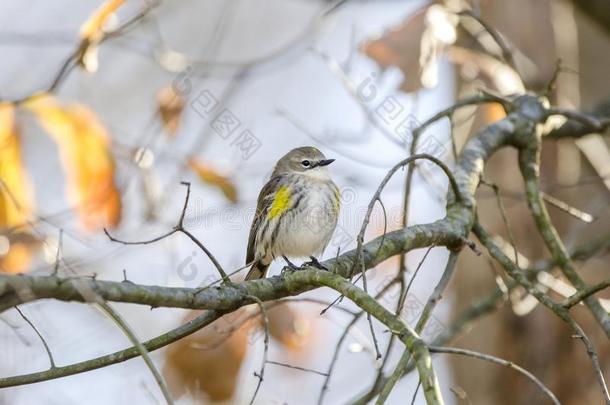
[245,146,340,280]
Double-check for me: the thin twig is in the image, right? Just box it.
[0,315,30,346]
[52,229,63,276]
[449,114,459,162]
[97,301,174,405]
[481,179,520,267]
[247,295,269,405]
[458,9,519,75]
[105,182,231,283]
[563,280,610,309]
[429,346,560,405]
[14,306,55,369]
[11,2,158,103]
[104,228,178,245]
[410,380,422,405]
[266,360,328,377]
[541,191,595,223]
[404,247,434,297]
[414,94,510,137]
[351,153,463,279]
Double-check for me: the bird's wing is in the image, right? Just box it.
[246,175,283,265]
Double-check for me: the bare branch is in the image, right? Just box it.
[474,222,610,405]
[246,295,269,405]
[458,9,519,75]
[14,306,55,369]
[519,139,610,338]
[97,302,174,405]
[428,346,560,405]
[546,96,610,138]
[563,280,610,309]
[266,361,328,377]
[105,182,231,283]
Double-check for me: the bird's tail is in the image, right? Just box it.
[245,260,269,281]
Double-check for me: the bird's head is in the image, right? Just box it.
[273,146,335,179]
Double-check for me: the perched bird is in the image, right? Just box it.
[245,146,340,280]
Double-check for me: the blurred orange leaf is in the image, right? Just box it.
[267,304,314,355]
[0,103,31,227]
[448,46,524,95]
[363,6,428,93]
[157,85,184,136]
[363,5,457,93]
[1,242,32,274]
[0,103,35,273]
[78,0,125,73]
[24,94,121,231]
[164,310,252,402]
[189,160,238,203]
[164,305,317,401]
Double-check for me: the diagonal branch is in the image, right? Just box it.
[474,222,610,404]
[428,346,559,405]
[518,140,610,338]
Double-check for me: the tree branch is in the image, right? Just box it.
[518,138,610,337]
[428,346,559,405]
[547,96,610,138]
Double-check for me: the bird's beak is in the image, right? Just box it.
[317,159,335,167]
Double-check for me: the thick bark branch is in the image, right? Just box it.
[0,221,463,313]
[547,96,610,138]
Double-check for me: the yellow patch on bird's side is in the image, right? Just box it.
[333,187,341,213]
[268,185,291,220]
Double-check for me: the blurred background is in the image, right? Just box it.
[0,0,609,404]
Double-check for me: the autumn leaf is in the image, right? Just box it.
[267,304,315,355]
[189,160,238,203]
[164,305,316,401]
[0,103,36,273]
[157,85,184,136]
[363,6,428,93]
[77,0,125,73]
[24,94,121,231]
[447,46,524,95]
[0,104,31,227]
[164,309,252,402]
[363,4,458,93]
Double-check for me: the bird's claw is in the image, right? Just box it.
[302,256,329,271]
[281,256,300,275]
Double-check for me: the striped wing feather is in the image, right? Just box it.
[246,176,282,265]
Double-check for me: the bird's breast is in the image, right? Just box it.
[273,180,339,258]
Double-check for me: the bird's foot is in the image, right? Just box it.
[302,256,329,271]
[281,256,300,275]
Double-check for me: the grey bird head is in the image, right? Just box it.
[272,146,335,177]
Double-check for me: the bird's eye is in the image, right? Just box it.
[301,160,311,167]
